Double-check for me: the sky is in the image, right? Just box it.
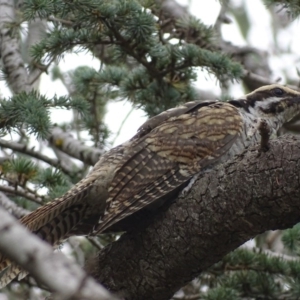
[1,0,300,146]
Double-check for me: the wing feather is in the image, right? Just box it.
[95,102,243,233]
[96,164,188,233]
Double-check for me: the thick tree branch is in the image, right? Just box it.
[0,207,118,300]
[25,18,48,89]
[0,192,29,218]
[90,135,300,300]
[0,0,30,93]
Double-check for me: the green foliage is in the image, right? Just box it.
[2,157,38,185]
[47,184,72,199]
[13,196,39,211]
[22,0,242,117]
[196,248,300,299]
[66,66,110,146]
[0,91,89,139]
[23,0,60,19]
[1,156,71,201]
[282,223,300,253]
[175,16,215,48]
[33,167,69,189]
[204,287,239,300]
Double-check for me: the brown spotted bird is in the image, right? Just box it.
[1,84,300,287]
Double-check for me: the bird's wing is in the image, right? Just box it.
[95,102,243,233]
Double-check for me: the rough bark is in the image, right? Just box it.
[90,135,300,300]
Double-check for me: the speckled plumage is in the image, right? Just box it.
[1,84,300,287]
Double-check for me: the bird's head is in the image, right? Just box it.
[230,84,300,125]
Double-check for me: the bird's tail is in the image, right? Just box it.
[0,179,95,288]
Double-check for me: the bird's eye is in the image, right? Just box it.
[273,88,284,96]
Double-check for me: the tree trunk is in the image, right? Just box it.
[88,135,300,300]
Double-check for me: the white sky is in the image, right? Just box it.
[1,0,300,146]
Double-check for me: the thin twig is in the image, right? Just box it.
[112,106,135,145]
[28,58,55,86]
[0,139,74,175]
[48,15,73,26]
[172,294,202,300]
[0,185,43,204]
[242,70,300,91]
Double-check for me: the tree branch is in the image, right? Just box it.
[154,0,279,91]
[25,18,48,89]
[49,127,104,166]
[0,192,29,218]
[0,0,30,93]
[0,207,118,300]
[0,138,75,176]
[0,185,43,204]
[89,135,300,300]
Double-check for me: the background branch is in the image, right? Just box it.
[49,127,104,166]
[0,0,30,93]
[0,185,43,204]
[0,139,74,175]
[0,207,118,300]
[0,192,29,218]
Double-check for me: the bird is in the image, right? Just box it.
[1,84,300,287]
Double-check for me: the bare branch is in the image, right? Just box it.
[0,207,118,300]
[241,69,300,91]
[0,192,29,218]
[51,145,83,175]
[49,127,105,166]
[0,138,75,175]
[25,18,48,89]
[0,185,43,204]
